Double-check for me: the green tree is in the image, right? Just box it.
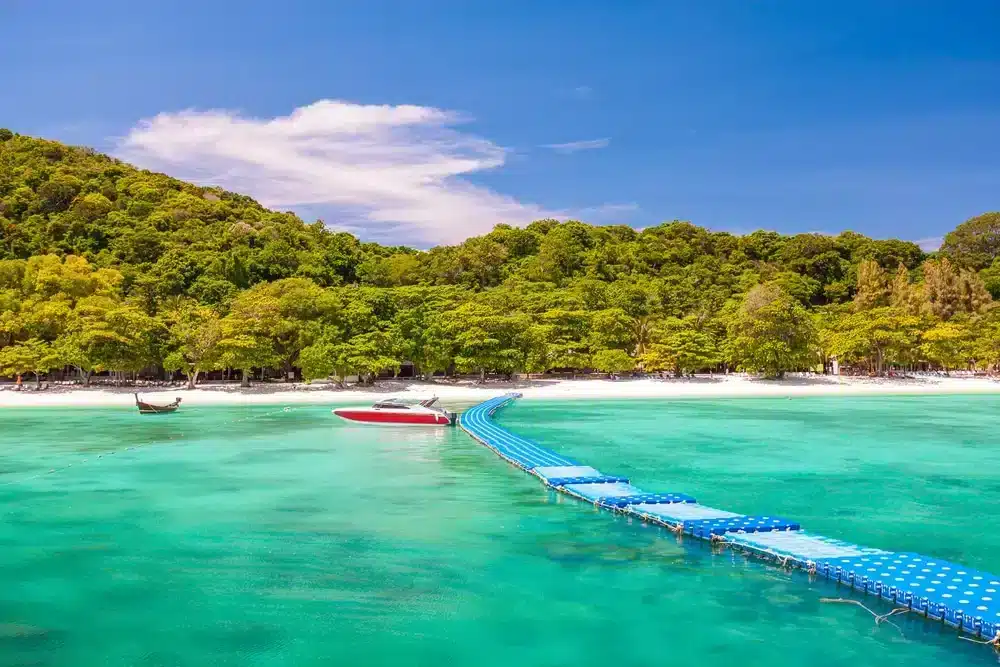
[0,338,59,386]
[921,320,974,371]
[726,284,816,378]
[889,264,923,314]
[538,308,592,373]
[972,314,1000,370]
[591,349,635,376]
[447,302,531,381]
[218,289,282,386]
[822,307,923,375]
[980,258,1000,300]
[391,292,461,379]
[853,259,888,311]
[922,258,962,320]
[89,305,162,378]
[299,340,338,382]
[163,304,224,388]
[957,269,992,315]
[642,317,719,377]
[941,212,1000,270]
[338,331,401,384]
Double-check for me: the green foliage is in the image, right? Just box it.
[853,259,888,311]
[299,341,338,382]
[726,284,817,378]
[822,307,923,374]
[1,133,998,383]
[980,259,1000,300]
[591,348,635,375]
[921,320,975,371]
[162,303,223,387]
[642,317,720,376]
[941,212,1000,271]
[0,338,59,382]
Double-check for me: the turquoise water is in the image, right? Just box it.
[1,396,997,666]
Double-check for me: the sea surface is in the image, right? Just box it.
[1,395,999,666]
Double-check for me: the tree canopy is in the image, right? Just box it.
[1,130,999,383]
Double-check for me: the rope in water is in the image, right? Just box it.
[820,598,908,637]
[959,632,1000,649]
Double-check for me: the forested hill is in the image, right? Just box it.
[2,128,1000,385]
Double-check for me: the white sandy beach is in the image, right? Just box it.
[1,373,999,408]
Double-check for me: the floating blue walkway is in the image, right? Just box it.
[460,394,1000,647]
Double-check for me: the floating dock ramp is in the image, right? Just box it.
[460,394,1000,648]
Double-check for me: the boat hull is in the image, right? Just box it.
[137,406,179,414]
[333,408,452,426]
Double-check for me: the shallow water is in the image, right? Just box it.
[1,396,998,666]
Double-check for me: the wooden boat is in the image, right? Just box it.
[135,393,182,414]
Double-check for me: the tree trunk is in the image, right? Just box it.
[479,368,486,383]
[241,370,250,388]
[777,370,786,380]
[188,369,199,390]
[34,372,41,388]
[76,367,91,386]
[673,364,683,378]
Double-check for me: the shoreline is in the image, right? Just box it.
[2,374,999,408]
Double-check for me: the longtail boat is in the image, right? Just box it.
[134,393,182,414]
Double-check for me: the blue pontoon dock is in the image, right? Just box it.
[459,393,1000,648]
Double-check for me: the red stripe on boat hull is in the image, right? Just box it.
[333,409,450,425]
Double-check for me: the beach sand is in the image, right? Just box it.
[1,373,998,408]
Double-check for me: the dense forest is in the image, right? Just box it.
[2,128,1000,387]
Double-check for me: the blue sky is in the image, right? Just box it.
[2,0,998,246]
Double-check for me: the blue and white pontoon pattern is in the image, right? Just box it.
[459,394,1000,646]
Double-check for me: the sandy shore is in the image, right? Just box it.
[1,374,999,408]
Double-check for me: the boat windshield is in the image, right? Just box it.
[371,398,438,410]
[372,401,410,409]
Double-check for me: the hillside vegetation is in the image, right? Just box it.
[2,128,1000,386]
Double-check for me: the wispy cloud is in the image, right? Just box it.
[542,137,611,154]
[915,237,943,251]
[116,100,558,244]
[572,85,594,99]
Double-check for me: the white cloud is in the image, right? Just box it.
[542,137,611,154]
[573,85,594,99]
[116,100,557,244]
[916,236,943,251]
